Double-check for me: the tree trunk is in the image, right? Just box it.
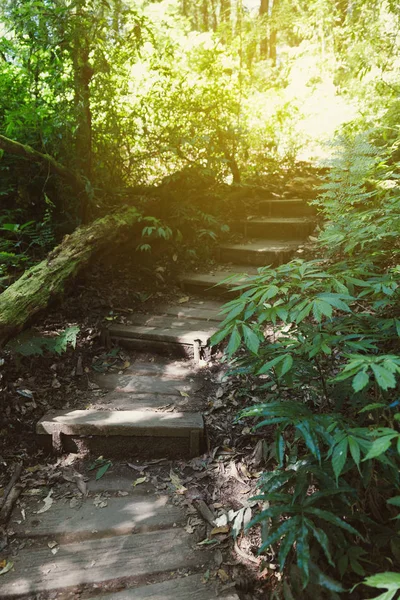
[0,207,140,348]
[0,134,89,204]
[72,1,94,222]
[259,0,269,59]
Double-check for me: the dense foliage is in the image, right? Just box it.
[1,1,400,594]
[212,129,400,596]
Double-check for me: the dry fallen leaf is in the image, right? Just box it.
[132,476,147,487]
[217,568,229,583]
[0,560,13,576]
[37,490,53,514]
[93,494,108,508]
[178,296,189,304]
[211,525,230,536]
[169,470,187,494]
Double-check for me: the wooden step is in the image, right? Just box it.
[1,529,207,598]
[91,373,202,395]
[37,409,204,458]
[108,317,217,358]
[155,299,224,322]
[218,240,301,267]
[89,573,239,599]
[231,216,315,239]
[257,198,316,217]
[12,493,183,543]
[180,266,259,297]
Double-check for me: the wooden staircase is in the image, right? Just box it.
[9,192,315,599]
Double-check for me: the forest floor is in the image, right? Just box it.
[0,250,274,599]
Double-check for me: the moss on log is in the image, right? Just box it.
[0,206,140,348]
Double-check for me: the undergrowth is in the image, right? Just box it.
[211,128,400,598]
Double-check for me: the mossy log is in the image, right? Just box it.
[0,207,140,348]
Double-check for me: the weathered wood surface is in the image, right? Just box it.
[219,239,300,267]
[89,573,239,599]
[180,266,259,296]
[91,373,202,395]
[1,529,205,597]
[0,206,140,347]
[12,494,183,541]
[37,409,203,438]
[109,318,217,346]
[93,392,192,411]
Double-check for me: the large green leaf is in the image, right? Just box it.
[370,363,396,390]
[363,433,398,461]
[242,323,260,354]
[332,437,348,482]
[226,326,242,356]
[352,369,369,392]
[304,507,362,538]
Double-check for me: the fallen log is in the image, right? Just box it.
[0,207,140,348]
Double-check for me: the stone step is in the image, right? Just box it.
[1,529,207,598]
[108,317,218,358]
[218,239,301,267]
[12,493,183,543]
[257,198,316,217]
[37,409,204,458]
[89,573,239,599]
[231,216,315,239]
[180,266,259,297]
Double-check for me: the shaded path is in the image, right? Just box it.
[2,193,315,598]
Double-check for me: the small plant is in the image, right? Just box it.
[6,326,80,357]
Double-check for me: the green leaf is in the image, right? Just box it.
[295,302,312,323]
[296,520,310,585]
[348,436,361,472]
[304,507,362,538]
[332,438,348,482]
[226,326,241,356]
[96,461,112,480]
[259,518,295,553]
[278,354,293,377]
[242,324,260,354]
[363,434,397,461]
[305,519,334,567]
[257,355,285,375]
[210,325,232,346]
[387,496,400,507]
[312,299,333,322]
[363,572,400,591]
[370,364,396,390]
[278,526,298,571]
[352,370,369,392]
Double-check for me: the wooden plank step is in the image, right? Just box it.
[89,573,239,599]
[108,318,217,358]
[231,216,315,239]
[124,359,199,379]
[92,392,192,411]
[258,198,316,217]
[1,529,206,598]
[180,266,259,297]
[36,409,204,458]
[12,494,183,542]
[218,239,301,267]
[91,373,202,395]
[155,300,224,322]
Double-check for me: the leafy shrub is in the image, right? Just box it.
[211,131,400,596]
[6,326,80,357]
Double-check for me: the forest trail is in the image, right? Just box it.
[2,195,315,599]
